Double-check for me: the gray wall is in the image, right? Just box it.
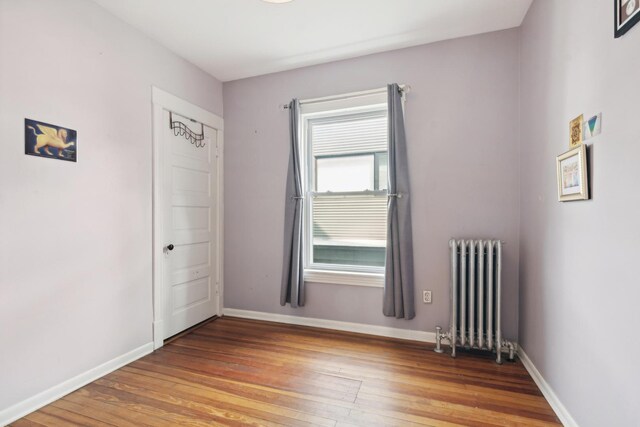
[519,0,640,425]
[0,0,222,411]
[223,29,521,338]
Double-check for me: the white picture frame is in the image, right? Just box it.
[556,145,589,202]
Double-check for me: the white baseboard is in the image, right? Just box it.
[0,342,154,426]
[518,347,578,427]
[222,308,436,343]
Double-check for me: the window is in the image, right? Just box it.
[301,92,388,286]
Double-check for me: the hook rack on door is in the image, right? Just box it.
[169,111,206,148]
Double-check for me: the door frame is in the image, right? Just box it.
[151,86,224,350]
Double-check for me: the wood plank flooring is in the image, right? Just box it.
[13,317,560,426]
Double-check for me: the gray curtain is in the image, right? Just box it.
[280,99,305,307]
[383,84,415,319]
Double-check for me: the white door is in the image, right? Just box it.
[162,110,219,339]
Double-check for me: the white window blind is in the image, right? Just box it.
[312,194,387,245]
[312,115,388,157]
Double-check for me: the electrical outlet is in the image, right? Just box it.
[423,290,432,304]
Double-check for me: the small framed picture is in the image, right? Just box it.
[569,114,583,148]
[556,145,589,202]
[615,0,640,38]
[25,118,77,162]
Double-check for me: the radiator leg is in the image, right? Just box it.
[450,328,456,358]
[434,326,444,353]
[496,335,503,364]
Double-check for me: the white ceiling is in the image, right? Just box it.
[92,0,533,82]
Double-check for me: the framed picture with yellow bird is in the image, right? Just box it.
[25,118,77,162]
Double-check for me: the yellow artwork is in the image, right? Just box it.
[569,114,583,148]
[25,119,77,162]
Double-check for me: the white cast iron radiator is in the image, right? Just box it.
[435,239,516,363]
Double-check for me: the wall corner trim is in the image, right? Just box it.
[0,342,154,425]
[518,347,579,427]
[222,308,437,343]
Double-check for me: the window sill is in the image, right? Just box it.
[304,269,384,288]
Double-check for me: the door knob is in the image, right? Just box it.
[166,244,175,251]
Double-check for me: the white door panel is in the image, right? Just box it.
[162,110,218,339]
[172,278,210,311]
[173,206,209,230]
[172,166,209,194]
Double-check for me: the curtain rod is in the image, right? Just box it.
[280,84,411,110]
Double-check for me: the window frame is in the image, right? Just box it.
[301,103,388,288]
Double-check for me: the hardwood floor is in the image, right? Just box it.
[13,317,560,426]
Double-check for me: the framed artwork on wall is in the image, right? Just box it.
[615,0,640,38]
[25,118,77,162]
[556,145,589,202]
[569,114,583,148]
